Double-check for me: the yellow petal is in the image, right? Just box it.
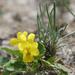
[21,34,26,42]
[32,42,38,48]
[30,49,39,56]
[17,32,22,39]
[23,31,28,36]
[23,49,28,55]
[18,43,25,52]
[9,38,18,46]
[17,32,27,42]
[28,33,35,42]
[23,53,34,63]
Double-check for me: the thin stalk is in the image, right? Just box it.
[62,0,75,17]
[46,5,53,29]
[60,31,75,40]
[39,5,45,31]
[37,15,40,40]
[46,6,54,41]
[65,5,75,17]
[37,14,45,41]
[53,2,56,28]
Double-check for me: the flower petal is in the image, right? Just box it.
[21,34,26,42]
[32,42,38,48]
[17,32,28,42]
[18,43,25,52]
[23,53,34,63]
[23,31,28,36]
[9,38,18,46]
[17,32,22,40]
[30,49,39,56]
[28,33,35,42]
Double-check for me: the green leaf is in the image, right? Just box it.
[58,70,68,75]
[54,63,69,72]
[2,70,10,75]
[6,66,14,72]
[3,60,16,72]
[11,72,23,75]
[0,56,9,65]
[32,60,41,72]
[38,42,46,57]
[3,59,26,72]
[48,56,55,64]
[13,60,26,71]
[41,60,69,73]
[0,47,21,58]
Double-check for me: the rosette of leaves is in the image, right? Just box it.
[36,2,69,75]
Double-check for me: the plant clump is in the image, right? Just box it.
[0,2,70,75]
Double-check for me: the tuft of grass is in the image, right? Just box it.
[37,0,75,59]
[37,2,68,59]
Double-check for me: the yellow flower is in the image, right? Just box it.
[9,31,39,63]
[10,31,28,45]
